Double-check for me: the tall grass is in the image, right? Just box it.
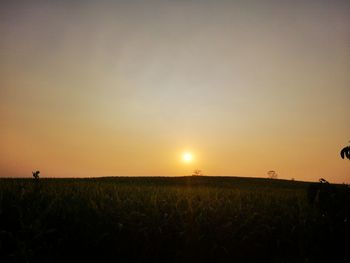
[0,177,349,262]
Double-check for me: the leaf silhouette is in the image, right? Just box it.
[340,146,350,160]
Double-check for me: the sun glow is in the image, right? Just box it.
[183,152,193,162]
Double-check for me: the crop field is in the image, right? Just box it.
[0,176,349,263]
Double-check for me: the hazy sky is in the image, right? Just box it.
[1,0,349,182]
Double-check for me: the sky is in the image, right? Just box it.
[0,0,349,182]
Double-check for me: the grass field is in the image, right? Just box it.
[0,176,349,262]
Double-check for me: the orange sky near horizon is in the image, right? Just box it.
[1,0,349,182]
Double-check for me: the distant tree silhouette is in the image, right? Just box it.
[340,142,350,160]
[267,170,278,179]
[32,170,40,180]
[192,169,203,176]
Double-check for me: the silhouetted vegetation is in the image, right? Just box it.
[340,142,350,160]
[192,169,203,176]
[267,170,278,179]
[0,176,349,262]
[32,170,40,180]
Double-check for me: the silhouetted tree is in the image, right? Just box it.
[340,142,350,160]
[267,170,277,179]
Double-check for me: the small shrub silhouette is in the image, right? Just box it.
[32,170,40,180]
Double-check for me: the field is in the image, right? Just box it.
[0,176,349,263]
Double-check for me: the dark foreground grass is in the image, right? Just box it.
[0,176,349,263]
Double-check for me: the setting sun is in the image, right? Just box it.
[183,152,193,163]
